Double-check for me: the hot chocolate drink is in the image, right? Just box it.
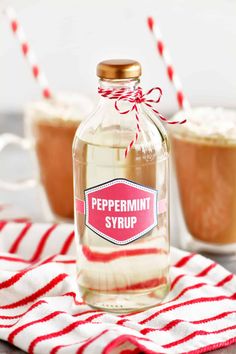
[33,118,78,219]
[171,107,236,245]
[26,94,93,220]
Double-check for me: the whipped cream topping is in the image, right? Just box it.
[172,107,236,141]
[26,92,94,121]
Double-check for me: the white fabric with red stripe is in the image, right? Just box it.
[0,221,236,354]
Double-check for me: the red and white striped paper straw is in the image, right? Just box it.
[147,16,190,111]
[4,7,53,99]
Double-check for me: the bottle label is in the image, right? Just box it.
[82,178,158,245]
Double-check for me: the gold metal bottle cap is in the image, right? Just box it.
[96,59,142,79]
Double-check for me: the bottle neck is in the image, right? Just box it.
[98,78,139,91]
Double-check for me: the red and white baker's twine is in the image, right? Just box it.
[98,86,186,157]
[147,17,190,111]
[4,7,52,99]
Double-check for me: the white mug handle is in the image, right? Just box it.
[0,133,38,190]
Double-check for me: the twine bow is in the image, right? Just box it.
[98,86,186,158]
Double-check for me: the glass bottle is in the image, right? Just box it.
[73,59,170,312]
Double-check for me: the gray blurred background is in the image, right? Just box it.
[1,0,236,115]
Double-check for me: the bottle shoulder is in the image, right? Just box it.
[73,102,169,160]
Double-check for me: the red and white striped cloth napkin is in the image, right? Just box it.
[0,221,236,354]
